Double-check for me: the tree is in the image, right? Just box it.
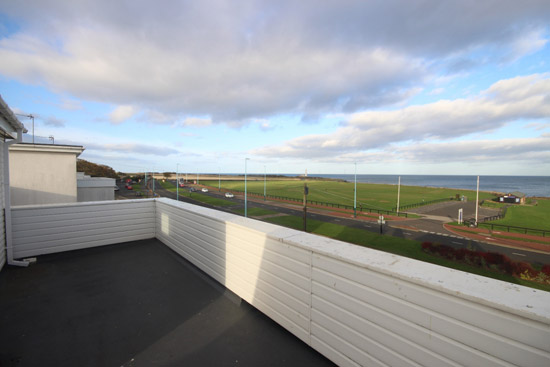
[163,172,173,179]
[77,159,119,179]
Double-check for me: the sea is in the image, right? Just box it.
[304,175,550,198]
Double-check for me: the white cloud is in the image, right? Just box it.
[254,73,550,159]
[2,1,548,127]
[108,105,137,124]
[79,141,178,156]
[43,116,65,127]
[183,117,212,127]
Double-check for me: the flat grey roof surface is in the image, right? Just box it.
[0,239,335,367]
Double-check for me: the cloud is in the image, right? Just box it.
[43,116,65,127]
[79,141,178,156]
[59,98,82,111]
[393,136,550,163]
[108,105,137,124]
[253,73,550,158]
[182,117,212,127]
[1,1,548,126]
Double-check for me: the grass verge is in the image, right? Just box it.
[187,193,236,207]
[232,207,279,216]
[263,215,550,291]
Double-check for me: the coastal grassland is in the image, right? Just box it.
[489,198,550,230]
[187,192,236,207]
[158,180,176,192]
[263,214,550,291]
[202,180,496,211]
[232,207,279,216]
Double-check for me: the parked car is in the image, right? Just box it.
[224,192,234,198]
[201,188,209,193]
[189,187,196,192]
[126,185,133,190]
[179,183,185,188]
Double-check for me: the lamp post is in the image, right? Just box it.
[264,165,266,201]
[176,163,180,201]
[245,158,250,217]
[475,175,480,226]
[218,167,221,191]
[152,169,155,194]
[354,162,357,218]
[397,176,401,214]
[196,172,199,185]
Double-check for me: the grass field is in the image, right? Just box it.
[232,207,278,216]
[202,180,497,212]
[488,198,550,230]
[263,214,550,291]
[187,193,236,207]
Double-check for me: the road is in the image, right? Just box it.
[118,180,550,265]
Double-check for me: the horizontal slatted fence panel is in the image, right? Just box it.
[11,199,155,258]
[311,253,550,367]
[155,199,312,343]
[154,198,550,367]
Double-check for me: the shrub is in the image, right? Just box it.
[420,239,550,285]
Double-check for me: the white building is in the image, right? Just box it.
[0,95,27,269]
[9,143,85,206]
[77,172,116,202]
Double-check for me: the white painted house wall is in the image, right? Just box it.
[0,140,4,270]
[8,198,550,366]
[9,144,84,206]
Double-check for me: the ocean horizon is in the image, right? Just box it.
[297,174,550,197]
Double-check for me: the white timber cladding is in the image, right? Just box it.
[7,197,550,366]
[154,198,550,367]
[10,199,155,258]
[0,140,4,270]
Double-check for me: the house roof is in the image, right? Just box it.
[0,95,27,139]
[0,238,335,366]
[9,142,85,156]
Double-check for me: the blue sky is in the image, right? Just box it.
[0,1,549,176]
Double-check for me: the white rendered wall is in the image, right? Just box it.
[11,199,155,258]
[9,148,79,206]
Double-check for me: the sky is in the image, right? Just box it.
[0,0,549,176]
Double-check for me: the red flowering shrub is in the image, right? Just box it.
[420,240,550,284]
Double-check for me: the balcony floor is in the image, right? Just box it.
[0,239,334,367]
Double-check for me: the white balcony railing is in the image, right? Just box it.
[9,198,550,367]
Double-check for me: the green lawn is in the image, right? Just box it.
[232,207,279,216]
[263,214,550,291]
[202,180,496,212]
[488,198,550,230]
[187,192,237,207]
[158,180,176,192]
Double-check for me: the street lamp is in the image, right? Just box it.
[354,162,357,218]
[218,167,221,191]
[245,158,250,217]
[176,163,180,201]
[264,165,266,201]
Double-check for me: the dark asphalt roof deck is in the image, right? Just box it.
[0,239,335,367]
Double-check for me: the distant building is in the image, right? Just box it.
[498,192,526,204]
[9,143,85,206]
[77,172,116,202]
